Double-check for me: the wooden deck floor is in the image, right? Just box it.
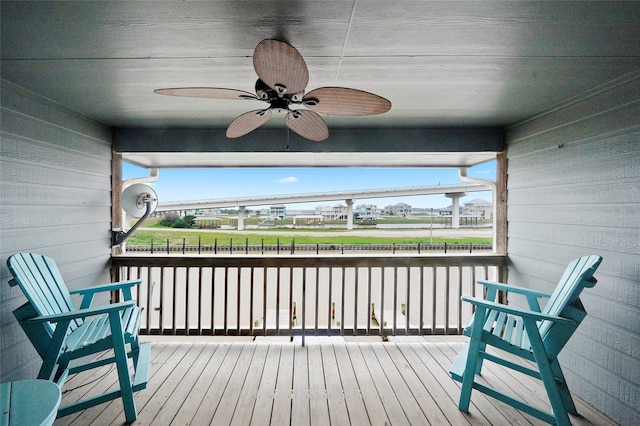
[54,336,615,426]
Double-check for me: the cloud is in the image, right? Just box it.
[277,176,299,183]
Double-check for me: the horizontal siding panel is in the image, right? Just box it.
[567,373,639,426]
[0,110,111,159]
[508,140,640,188]
[0,349,41,382]
[0,318,26,347]
[1,133,111,175]
[509,223,639,254]
[0,183,110,208]
[509,130,640,167]
[1,80,112,142]
[0,206,110,229]
[2,223,111,261]
[507,204,639,228]
[509,103,640,157]
[568,331,640,384]
[572,320,638,360]
[508,71,640,144]
[0,342,39,381]
[0,285,24,309]
[507,180,640,205]
[580,292,640,334]
[562,347,640,425]
[0,158,111,190]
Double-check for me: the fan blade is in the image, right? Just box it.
[226,109,272,138]
[303,87,391,116]
[154,87,258,100]
[285,109,329,142]
[253,39,309,96]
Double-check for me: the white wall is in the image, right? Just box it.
[505,71,640,425]
[0,80,114,381]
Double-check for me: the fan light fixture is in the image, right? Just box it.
[155,39,391,142]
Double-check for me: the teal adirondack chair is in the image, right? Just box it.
[7,253,151,423]
[449,255,602,426]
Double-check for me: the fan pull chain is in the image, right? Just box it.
[286,128,290,151]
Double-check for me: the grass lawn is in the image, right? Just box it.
[126,229,491,246]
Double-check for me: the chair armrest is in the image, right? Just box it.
[461,296,575,324]
[22,301,136,324]
[476,279,551,299]
[69,279,143,296]
[70,279,142,308]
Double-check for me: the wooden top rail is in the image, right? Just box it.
[111,254,507,269]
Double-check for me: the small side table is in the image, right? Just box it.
[1,379,61,426]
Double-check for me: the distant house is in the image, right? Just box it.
[355,204,379,219]
[315,204,347,220]
[269,205,286,220]
[463,198,493,219]
[384,202,412,218]
[436,199,492,219]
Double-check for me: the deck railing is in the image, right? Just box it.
[111,254,507,339]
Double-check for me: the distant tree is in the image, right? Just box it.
[160,213,196,228]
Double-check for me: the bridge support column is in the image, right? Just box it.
[238,206,246,230]
[445,192,466,229]
[346,199,354,230]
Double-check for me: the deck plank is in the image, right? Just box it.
[137,342,208,425]
[382,343,454,425]
[189,343,244,424]
[291,343,311,425]
[230,343,270,426]
[170,342,231,425]
[395,342,473,425]
[370,342,430,424]
[269,344,294,425]
[319,343,351,425]
[249,344,283,426]
[344,342,391,426]
[307,343,331,426]
[211,344,258,425]
[151,342,217,425]
[52,337,617,426]
[331,344,371,425]
[358,343,410,425]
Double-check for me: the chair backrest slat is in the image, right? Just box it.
[538,254,602,343]
[8,253,82,333]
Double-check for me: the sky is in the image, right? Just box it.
[122,161,496,211]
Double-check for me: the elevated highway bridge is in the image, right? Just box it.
[157,183,492,230]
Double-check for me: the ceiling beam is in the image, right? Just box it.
[115,126,503,154]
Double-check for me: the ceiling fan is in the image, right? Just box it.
[154,39,391,142]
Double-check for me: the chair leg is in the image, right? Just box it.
[54,358,70,383]
[459,310,487,412]
[550,359,577,414]
[474,340,487,375]
[38,321,71,381]
[109,313,138,423]
[525,321,572,426]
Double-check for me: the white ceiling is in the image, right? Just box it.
[2,1,639,166]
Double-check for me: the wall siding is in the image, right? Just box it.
[505,71,640,425]
[0,79,114,382]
